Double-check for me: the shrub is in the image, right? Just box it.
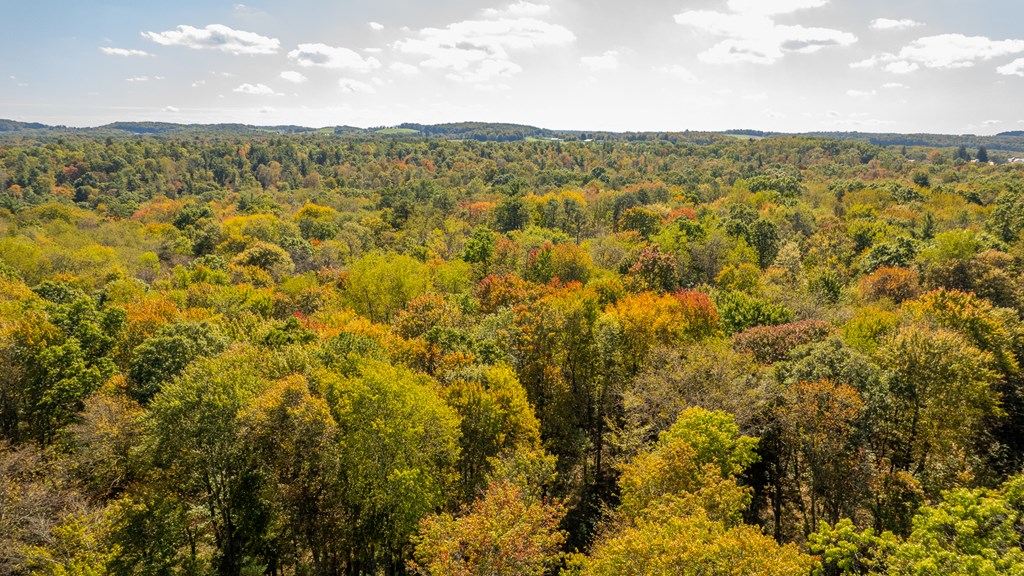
[733,320,833,364]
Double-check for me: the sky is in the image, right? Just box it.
[3,0,1024,134]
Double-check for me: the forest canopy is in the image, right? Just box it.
[2,130,1024,575]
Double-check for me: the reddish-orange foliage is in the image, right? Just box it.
[60,165,82,183]
[131,196,185,224]
[406,337,476,378]
[665,206,698,223]
[491,236,521,273]
[121,295,183,354]
[394,293,464,339]
[607,290,720,368]
[52,185,75,200]
[672,290,721,338]
[476,274,539,315]
[733,320,833,363]
[859,266,922,303]
[782,379,864,438]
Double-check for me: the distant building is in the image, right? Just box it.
[1009,157,1024,164]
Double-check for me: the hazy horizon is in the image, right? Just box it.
[4,0,1024,135]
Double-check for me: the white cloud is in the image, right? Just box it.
[395,16,575,81]
[581,50,619,71]
[369,21,385,31]
[654,65,699,83]
[191,80,206,87]
[847,89,877,98]
[279,70,308,83]
[447,59,522,82]
[389,62,420,74]
[900,35,1024,68]
[233,83,279,95]
[743,92,768,101]
[232,4,265,16]
[982,119,1001,126]
[338,78,376,93]
[675,8,856,65]
[474,83,513,92]
[880,60,921,72]
[288,43,381,71]
[163,106,180,113]
[855,34,1024,72]
[100,47,153,57]
[483,1,551,18]
[125,76,163,82]
[884,61,919,74]
[998,58,1024,77]
[142,24,280,55]
[869,18,924,31]
[725,0,827,16]
[259,106,275,114]
[882,82,907,88]
[855,57,913,73]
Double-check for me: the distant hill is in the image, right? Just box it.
[396,122,559,141]
[0,119,53,132]
[4,119,1024,152]
[727,129,1024,153]
[99,122,321,135]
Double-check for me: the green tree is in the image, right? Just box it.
[566,503,813,576]
[241,375,348,576]
[444,365,543,500]
[462,226,496,276]
[808,518,897,576]
[230,241,295,279]
[314,360,462,575]
[749,220,780,269]
[887,475,1024,575]
[617,407,759,521]
[5,293,123,443]
[976,146,989,163]
[127,321,228,405]
[494,196,530,232]
[873,326,1001,496]
[146,347,276,576]
[344,252,430,323]
[569,409,811,576]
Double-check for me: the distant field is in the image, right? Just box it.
[375,127,421,135]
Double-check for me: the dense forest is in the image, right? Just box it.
[2,129,1024,576]
[6,119,1024,154]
